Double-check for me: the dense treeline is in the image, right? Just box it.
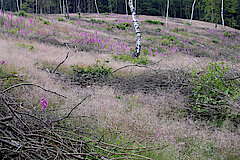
[1,0,240,29]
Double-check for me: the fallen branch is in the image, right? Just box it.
[0,83,67,98]
[52,52,69,74]
[53,95,91,122]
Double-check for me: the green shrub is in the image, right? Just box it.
[57,17,65,22]
[18,11,27,17]
[123,22,131,27]
[106,27,113,32]
[156,28,162,32]
[190,61,240,122]
[38,17,43,21]
[90,18,96,22]
[212,39,218,43]
[72,60,112,77]
[43,20,50,25]
[102,13,110,15]
[113,54,150,65]
[144,20,164,25]
[185,22,191,26]
[18,42,34,51]
[70,21,75,24]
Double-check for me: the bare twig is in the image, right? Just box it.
[0,83,67,98]
[53,95,91,122]
[52,52,69,74]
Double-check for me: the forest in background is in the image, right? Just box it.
[1,0,240,29]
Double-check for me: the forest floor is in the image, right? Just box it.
[0,12,240,159]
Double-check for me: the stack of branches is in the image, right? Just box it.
[0,80,166,159]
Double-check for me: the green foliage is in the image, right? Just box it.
[72,60,112,77]
[38,17,43,21]
[155,28,162,32]
[102,12,110,15]
[212,39,218,43]
[43,20,50,25]
[106,27,113,32]
[18,42,34,51]
[113,54,150,65]
[173,27,185,33]
[90,19,105,23]
[18,11,27,17]
[190,61,240,122]
[114,23,131,30]
[69,21,75,24]
[144,20,164,25]
[57,17,65,22]
[185,22,191,26]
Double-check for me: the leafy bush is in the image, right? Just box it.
[102,13,110,15]
[144,20,164,25]
[113,54,150,65]
[72,60,112,77]
[18,42,34,51]
[185,22,191,26]
[212,39,218,43]
[43,20,50,25]
[18,11,27,17]
[57,17,64,22]
[155,28,162,32]
[115,23,131,30]
[190,61,240,122]
[38,17,43,21]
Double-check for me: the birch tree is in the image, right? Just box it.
[66,0,69,19]
[1,0,3,11]
[221,0,225,31]
[129,0,141,57]
[135,0,136,13]
[166,0,169,29]
[190,0,196,25]
[63,0,66,17]
[20,0,22,11]
[60,0,62,14]
[36,0,38,14]
[16,0,20,12]
[125,0,128,17]
[95,0,100,17]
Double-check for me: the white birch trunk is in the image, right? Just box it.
[221,0,225,31]
[95,0,100,17]
[190,0,196,25]
[125,0,128,18]
[20,0,22,11]
[60,0,63,14]
[36,0,37,14]
[63,0,66,18]
[166,0,169,29]
[66,0,69,19]
[16,0,20,12]
[129,0,141,57]
[1,0,3,11]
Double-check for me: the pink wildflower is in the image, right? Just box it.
[41,94,48,110]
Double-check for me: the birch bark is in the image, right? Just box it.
[166,0,169,29]
[20,0,22,11]
[129,0,141,57]
[125,0,128,17]
[60,0,62,14]
[190,0,196,25]
[63,0,66,17]
[95,0,100,17]
[36,0,38,14]
[221,0,225,31]
[1,0,3,11]
[66,0,69,19]
[16,0,20,12]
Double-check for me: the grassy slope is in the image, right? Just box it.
[0,12,240,159]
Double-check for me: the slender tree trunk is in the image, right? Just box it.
[129,0,141,57]
[63,0,66,17]
[95,0,100,16]
[66,0,69,19]
[221,0,225,31]
[125,0,128,17]
[166,0,169,29]
[16,0,20,12]
[135,0,136,14]
[1,0,3,11]
[60,0,63,14]
[190,0,196,25]
[108,0,112,13]
[20,0,22,11]
[36,0,38,14]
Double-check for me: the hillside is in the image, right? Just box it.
[0,12,240,159]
